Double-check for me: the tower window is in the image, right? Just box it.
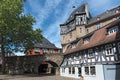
[86,29,89,33]
[80,28,82,33]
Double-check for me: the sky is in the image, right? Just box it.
[23,0,120,49]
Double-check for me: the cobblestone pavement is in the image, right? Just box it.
[0,74,79,80]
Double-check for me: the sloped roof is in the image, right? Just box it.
[87,6,120,26]
[65,19,120,55]
[34,37,58,49]
[61,4,120,26]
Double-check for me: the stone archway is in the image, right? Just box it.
[38,60,59,75]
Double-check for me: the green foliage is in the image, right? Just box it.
[0,0,43,53]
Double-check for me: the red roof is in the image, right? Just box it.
[65,19,120,54]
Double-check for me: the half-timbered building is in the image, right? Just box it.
[60,3,120,80]
[27,37,61,55]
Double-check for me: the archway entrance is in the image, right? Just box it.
[38,61,58,75]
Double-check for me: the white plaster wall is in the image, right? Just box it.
[60,67,79,78]
[83,65,104,80]
[60,65,105,80]
[103,65,120,80]
[60,67,69,77]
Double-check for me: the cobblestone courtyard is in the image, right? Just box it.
[0,74,79,80]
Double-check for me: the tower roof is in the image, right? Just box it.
[67,4,86,21]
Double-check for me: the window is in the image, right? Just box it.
[90,66,96,75]
[85,66,96,75]
[78,67,82,76]
[105,44,113,55]
[72,67,75,74]
[71,41,78,48]
[117,16,120,19]
[115,10,119,13]
[85,67,89,75]
[50,49,53,54]
[96,23,101,29]
[97,17,100,20]
[107,26,119,35]
[86,29,89,33]
[118,42,120,54]
[88,49,94,58]
[76,16,83,25]
[83,35,92,44]
[34,48,40,52]
[69,67,71,74]
[80,28,82,33]
[62,68,65,73]
[43,48,48,53]
[80,17,83,22]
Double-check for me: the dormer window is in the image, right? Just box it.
[107,26,119,35]
[97,17,100,20]
[71,41,79,48]
[96,23,101,30]
[115,10,119,13]
[106,10,109,13]
[83,35,92,44]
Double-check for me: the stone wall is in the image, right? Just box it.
[5,54,63,75]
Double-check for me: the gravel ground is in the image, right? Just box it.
[0,74,79,80]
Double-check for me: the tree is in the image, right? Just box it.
[0,0,43,73]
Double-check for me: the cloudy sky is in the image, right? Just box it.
[23,0,120,48]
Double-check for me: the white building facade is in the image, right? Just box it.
[60,3,120,80]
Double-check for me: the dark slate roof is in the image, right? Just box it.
[63,3,86,25]
[87,6,120,26]
[34,37,58,49]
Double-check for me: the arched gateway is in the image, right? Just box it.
[5,54,63,75]
[38,61,58,75]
